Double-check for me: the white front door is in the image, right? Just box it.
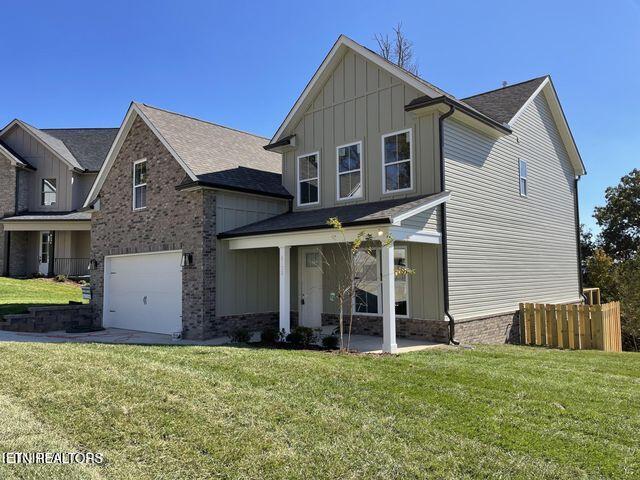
[38,231,50,275]
[299,247,323,328]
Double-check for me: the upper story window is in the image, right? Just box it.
[41,178,57,206]
[382,129,412,193]
[519,159,528,197]
[133,159,147,210]
[297,152,320,206]
[337,141,363,200]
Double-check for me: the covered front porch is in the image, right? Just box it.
[1,212,91,278]
[219,193,450,353]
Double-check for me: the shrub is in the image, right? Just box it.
[321,335,339,350]
[54,274,67,283]
[260,327,282,344]
[286,326,317,346]
[229,327,251,343]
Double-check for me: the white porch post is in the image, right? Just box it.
[278,245,291,334]
[381,241,398,353]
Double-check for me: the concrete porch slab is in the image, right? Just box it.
[0,327,443,353]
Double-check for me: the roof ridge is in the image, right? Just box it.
[462,75,549,100]
[41,127,119,131]
[137,102,270,141]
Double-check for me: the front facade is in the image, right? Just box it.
[0,121,117,278]
[85,35,585,350]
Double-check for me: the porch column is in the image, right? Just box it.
[278,245,291,334]
[381,242,398,353]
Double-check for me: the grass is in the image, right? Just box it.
[0,277,85,317]
[0,343,637,479]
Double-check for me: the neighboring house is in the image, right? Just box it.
[0,120,117,277]
[85,35,585,351]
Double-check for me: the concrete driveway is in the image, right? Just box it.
[0,327,442,353]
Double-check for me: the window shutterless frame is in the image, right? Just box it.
[381,128,413,194]
[351,245,410,318]
[296,151,320,207]
[133,158,147,210]
[518,159,528,197]
[336,140,363,201]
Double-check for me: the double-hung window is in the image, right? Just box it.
[337,141,362,200]
[297,152,320,206]
[133,159,147,210]
[382,129,412,193]
[353,246,409,316]
[518,159,528,197]
[41,178,57,206]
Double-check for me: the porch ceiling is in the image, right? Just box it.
[1,211,91,231]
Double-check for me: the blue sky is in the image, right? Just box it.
[1,0,638,231]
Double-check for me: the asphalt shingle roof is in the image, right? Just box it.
[42,128,119,172]
[137,103,288,198]
[1,211,91,221]
[462,76,548,125]
[219,192,448,238]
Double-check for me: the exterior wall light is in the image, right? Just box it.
[181,252,194,267]
[88,259,98,271]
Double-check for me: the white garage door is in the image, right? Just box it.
[104,251,182,334]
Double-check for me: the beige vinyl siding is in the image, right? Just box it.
[282,50,440,211]
[71,173,97,210]
[2,125,74,212]
[320,242,443,320]
[444,92,580,320]
[215,191,288,316]
[54,231,90,260]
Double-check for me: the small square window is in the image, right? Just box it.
[41,178,57,206]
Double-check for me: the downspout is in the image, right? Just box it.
[438,105,459,345]
[574,176,586,303]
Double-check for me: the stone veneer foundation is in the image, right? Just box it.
[321,313,450,343]
[453,311,520,344]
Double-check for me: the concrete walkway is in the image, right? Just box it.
[0,327,442,353]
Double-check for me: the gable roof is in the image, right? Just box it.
[267,35,514,147]
[85,102,289,207]
[41,128,119,172]
[219,191,449,239]
[462,76,548,125]
[0,120,117,172]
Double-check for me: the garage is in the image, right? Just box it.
[103,251,183,335]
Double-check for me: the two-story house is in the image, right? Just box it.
[0,120,117,278]
[84,35,585,351]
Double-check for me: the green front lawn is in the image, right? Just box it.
[0,277,85,317]
[0,343,637,479]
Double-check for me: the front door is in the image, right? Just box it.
[38,231,50,275]
[299,247,323,328]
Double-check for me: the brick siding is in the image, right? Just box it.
[454,311,520,344]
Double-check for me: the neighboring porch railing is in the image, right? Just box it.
[54,258,90,277]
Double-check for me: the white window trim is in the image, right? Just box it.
[381,128,413,195]
[133,158,147,211]
[352,246,410,318]
[336,140,364,201]
[296,151,321,207]
[519,159,528,197]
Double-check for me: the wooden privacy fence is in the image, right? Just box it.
[519,302,622,352]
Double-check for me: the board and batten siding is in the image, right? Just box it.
[282,49,440,211]
[2,125,75,212]
[443,92,580,320]
[215,191,289,316]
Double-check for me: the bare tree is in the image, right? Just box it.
[375,23,419,75]
[320,218,413,352]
